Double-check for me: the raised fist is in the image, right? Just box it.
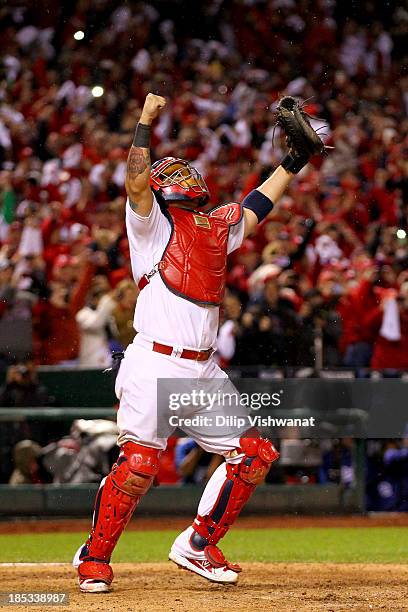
[140,93,166,124]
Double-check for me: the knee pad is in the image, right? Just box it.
[111,442,161,497]
[191,436,279,549]
[238,436,279,485]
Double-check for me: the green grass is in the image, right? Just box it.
[0,528,407,564]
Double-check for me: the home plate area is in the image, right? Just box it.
[2,562,407,612]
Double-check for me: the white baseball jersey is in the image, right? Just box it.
[126,195,245,350]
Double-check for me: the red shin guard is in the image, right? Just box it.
[190,436,279,551]
[82,442,161,562]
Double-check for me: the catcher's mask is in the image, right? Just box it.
[150,157,210,208]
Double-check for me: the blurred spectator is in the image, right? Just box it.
[175,438,223,484]
[41,419,118,484]
[320,438,354,487]
[8,440,42,485]
[0,361,51,407]
[298,288,342,367]
[37,254,96,364]
[76,276,116,367]
[0,361,55,484]
[279,437,322,484]
[367,283,408,370]
[110,279,138,351]
[236,276,301,366]
[367,438,408,511]
[217,290,242,367]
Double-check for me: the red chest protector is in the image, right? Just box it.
[139,203,242,306]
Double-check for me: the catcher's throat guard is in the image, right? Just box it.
[150,157,210,208]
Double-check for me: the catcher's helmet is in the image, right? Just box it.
[150,157,210,207]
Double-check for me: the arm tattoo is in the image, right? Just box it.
[129,197,139,211]
[126,146,151,211]
[126,146,150,178]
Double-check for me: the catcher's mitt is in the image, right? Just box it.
[276,96,327,174]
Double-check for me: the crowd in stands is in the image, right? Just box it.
[0,0,407,371]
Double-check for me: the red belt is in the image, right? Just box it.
[152,341,213,362]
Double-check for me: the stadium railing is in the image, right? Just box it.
[2,364,395,517]
[0,412,365,517]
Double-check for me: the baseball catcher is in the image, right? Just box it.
[73,93,326,591]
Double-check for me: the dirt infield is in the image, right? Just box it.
[1,513,408,534]
[2,562,407,612]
